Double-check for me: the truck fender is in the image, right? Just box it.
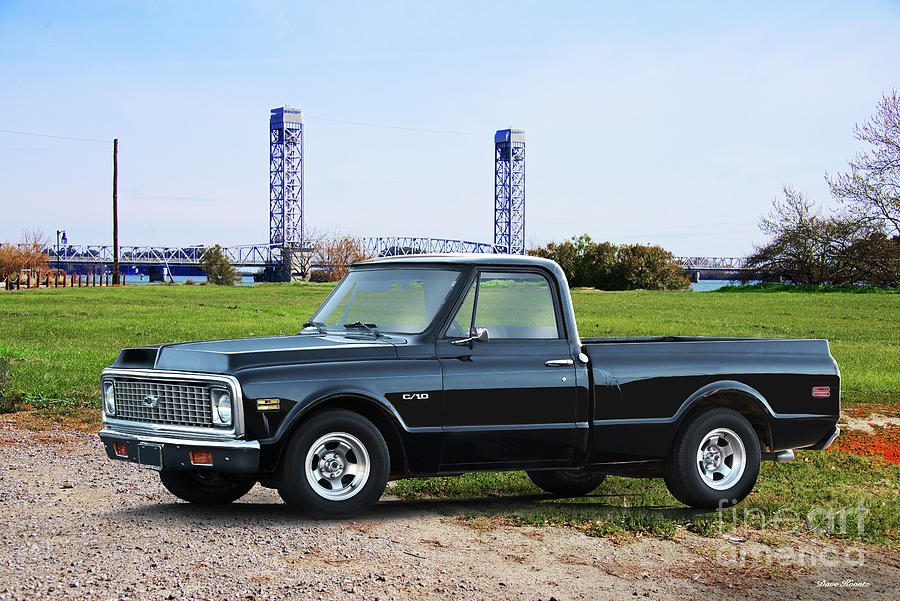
[260,388,411,479]
[275,388,410,443]
[674,380,775,450]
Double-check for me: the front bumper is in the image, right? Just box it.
[99,428,260,474]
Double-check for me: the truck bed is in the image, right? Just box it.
[582,335,776,344]
[581,335,840,459]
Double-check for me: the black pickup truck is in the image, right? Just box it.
[99,255,841,516]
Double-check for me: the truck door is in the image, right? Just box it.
[436,270,579,468]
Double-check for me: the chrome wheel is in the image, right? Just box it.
[696,427,746,490]
[304,432,370,501]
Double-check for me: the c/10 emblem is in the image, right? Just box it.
[402,393,430,400]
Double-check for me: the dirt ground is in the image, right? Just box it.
[0,416,897,601]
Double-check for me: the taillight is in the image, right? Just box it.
[812,386,831,398]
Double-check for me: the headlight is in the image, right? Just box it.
[103,381,115,416]
[211,389,232,426]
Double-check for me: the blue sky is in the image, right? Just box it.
[1,1,898,256]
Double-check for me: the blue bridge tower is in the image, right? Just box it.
[493,128,526,254]
[269,107,305,279]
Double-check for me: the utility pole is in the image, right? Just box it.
[113,138,119,285]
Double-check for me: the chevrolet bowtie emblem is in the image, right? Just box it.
[143,395,160,408]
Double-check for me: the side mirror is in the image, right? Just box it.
[450,327,490,346]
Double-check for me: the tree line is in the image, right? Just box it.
[743,90,900,287]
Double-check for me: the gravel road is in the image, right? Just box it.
[1,416,897,601]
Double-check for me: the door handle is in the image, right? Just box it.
[544,359,574,367]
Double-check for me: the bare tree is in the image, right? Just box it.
[828,90,900,236]
[308,231,374,282]
[19,229,49,273]
[0,230,49,281]
[742,187,899,286]
[0,243,21,280]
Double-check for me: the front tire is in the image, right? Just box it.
[663,408,761,509]
[159,470,255,505]
[278,409,389,517]
[526,469,607,497]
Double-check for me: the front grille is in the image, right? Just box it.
[114,379,213,428]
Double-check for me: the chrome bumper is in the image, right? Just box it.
[806,426,841,451]
[99,428,260,473]
[820,426,841,450]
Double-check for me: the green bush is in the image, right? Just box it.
[530,234,689,290]
[199,245,239,286]
[613,243,691,290]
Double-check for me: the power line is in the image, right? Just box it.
[0,128,109,143]
[306,115,486,136]
[2,116,488,141]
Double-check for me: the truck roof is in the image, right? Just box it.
[356,253,558,269]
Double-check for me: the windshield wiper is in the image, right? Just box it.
[343,321,382,337]
[300,321,327,335]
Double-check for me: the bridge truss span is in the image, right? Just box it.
[359,237,497,256]
[46,244,279,268]
[675,256,748,270]
[41,241,750,275]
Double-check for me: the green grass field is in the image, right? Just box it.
[2,283,897,407]
[0,283,334,406]
[1,283,898,544]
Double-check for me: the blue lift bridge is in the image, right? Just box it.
[49,108,744,279]
[269,107,305,280]
[493,128,526,254]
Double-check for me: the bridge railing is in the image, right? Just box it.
[224,244,279,265]
[359,237,497,256]
[30,242,751,271]
[674,257,748,270]
[40,244,280,267]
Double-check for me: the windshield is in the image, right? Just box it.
[308,268,463,334]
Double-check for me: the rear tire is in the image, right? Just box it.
[526,469,607,497]
[278,409,389,517]
[662,407,761,509]
[159,470,255,505]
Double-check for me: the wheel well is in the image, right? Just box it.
[289,396,408,476]
[680,392,774,452]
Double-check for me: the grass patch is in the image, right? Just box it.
[2,404,102,432]
[390,471,537,499]
[0,283,333,409]
[572,288,900,405]
[717,283,900,294]
[1,284,897,408]
[0,356,11,411]
[1,283,898,543]
[395,449,900,545]
[457,507,678,540]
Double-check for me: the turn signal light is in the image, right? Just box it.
[113,442,128,457]
[257,398,280,411]
[190,450,214,466]
[812,386,831,398]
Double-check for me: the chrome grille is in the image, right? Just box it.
[113,380,213,428]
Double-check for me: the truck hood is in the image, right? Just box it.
[112,334,400,374]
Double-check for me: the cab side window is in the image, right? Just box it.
[467,271,559,339]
